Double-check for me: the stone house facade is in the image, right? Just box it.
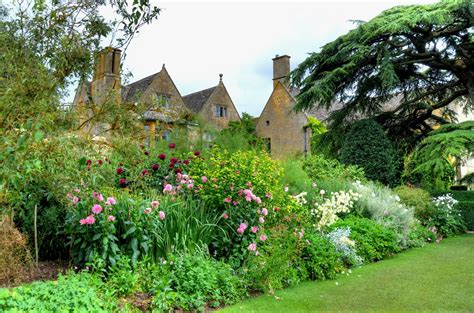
[73,47,240,140]
[183,74,241,131]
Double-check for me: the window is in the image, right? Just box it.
[266,120,270,126]
[215,105,228,118]
[155,94,171,109]
[162,130,171,142]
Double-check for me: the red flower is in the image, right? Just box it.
[168,163,174,169]
[86,159,92,166]
[152,164,159,171]
[194,151,200,156]
[144,151,150,156]
[97,160,103,165]
[116,167,124,175]
[158,154,166,160]
[170,157,178,164]
[119,178,127,188]
[183,160,190,165]
[174,168,182,174]
[169,143,176,149]
[274,207,280,212]
[119,162,124,166]
[142,169,149,176]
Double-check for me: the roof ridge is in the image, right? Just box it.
[182,85,217,98]
[124,71,160,88]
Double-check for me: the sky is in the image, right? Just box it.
[79,0,437,117]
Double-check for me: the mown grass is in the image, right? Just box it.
[223,234,474,312]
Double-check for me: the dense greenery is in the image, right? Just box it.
[340,119,398,186]
[291,0,473,143]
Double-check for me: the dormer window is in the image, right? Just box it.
[215,105,228,118]
[155,94,171,109]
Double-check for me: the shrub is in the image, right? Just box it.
[407,221,436,248]
[164,253,245,311]
[457,201,474,231]
[302,154,366,182]
[393,185,435,221]
[301,231,344,280]
[326,227,363,267]
[330,217,400,263]
[280,158,312,194]
[429,194,466,237]
[0,272,117,312]
[245,224,307,293]
[352,181,414,248]
[0,216,33,287]
[310,189,360,230]
[340,119,398,186]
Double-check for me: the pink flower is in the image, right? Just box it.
[224,197,231,203]
[163,184,173,193]
[261,208,268,216]
[187,183,194,189]
[80,214,95,225]
[151,200,160,209]
[245,195,252,202]
[159,211,166,220]
[66,192,73,199]
[201,176,207,183]
[246,182,252,187]
[259,217,265,224]
[108,215,116,222]
[259,235,267,242]
[237,223,248,234]
[265,192,272,199]
[233,201,238,206]
[72,196,79,204]
[74,188,81,193]
[144,207,152,214]
[251,226,259,234]
[223,213,229,219]
[91,204,103,214]
[255,197,262,204]
[248,243,257,251]
[106,197,116,206]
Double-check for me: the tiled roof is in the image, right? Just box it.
[182,86,217,113]
[122,72,159,103]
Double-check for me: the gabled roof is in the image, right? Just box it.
[182,86,217,114]
[122,72,160,103]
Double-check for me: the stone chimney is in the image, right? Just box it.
[272,54,290,89]
[90,47,122,104]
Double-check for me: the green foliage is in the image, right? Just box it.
[352,181,414,248]
[290,0,473,140]
[302,154,366,182]
[217,112,263,151]
[0,272,117,312]
[330,217,401,263]
[340,119,398,186]
[245,225,307,293]
[280,158,312,194]
[105,256,139,297]
[165,253,245,311]
[302,232,344,280]
[393,185,434,221]
[406,121,474,191]
[456,201,474,231]
[430,194,466,237]
[407,221,436,248]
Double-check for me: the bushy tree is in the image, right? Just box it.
[291,0,473,146]
[340,119,398,186]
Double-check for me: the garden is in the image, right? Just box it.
[1,0,473,312]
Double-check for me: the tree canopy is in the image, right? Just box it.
[290,0,473,139]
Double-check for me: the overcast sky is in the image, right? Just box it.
[91,1,436,117]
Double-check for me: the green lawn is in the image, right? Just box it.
[223,234,474,313]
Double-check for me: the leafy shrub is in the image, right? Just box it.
[407,221,436,248]
[429,194,466,237]
[457,201,474,231]
[0,272,116,312]
[352,181,414,248]
[0,216,32,287]
[280,158,312,194]
[330,217,400,263]
[105,256,139,297]
[310,189,360,230]
[164,253,245,311]
[326,227,363,267]
[302,231,344,280]
[245,225,307,293]
[302,154,366,182]
[340,119,398,186]
[393,185,435,221]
